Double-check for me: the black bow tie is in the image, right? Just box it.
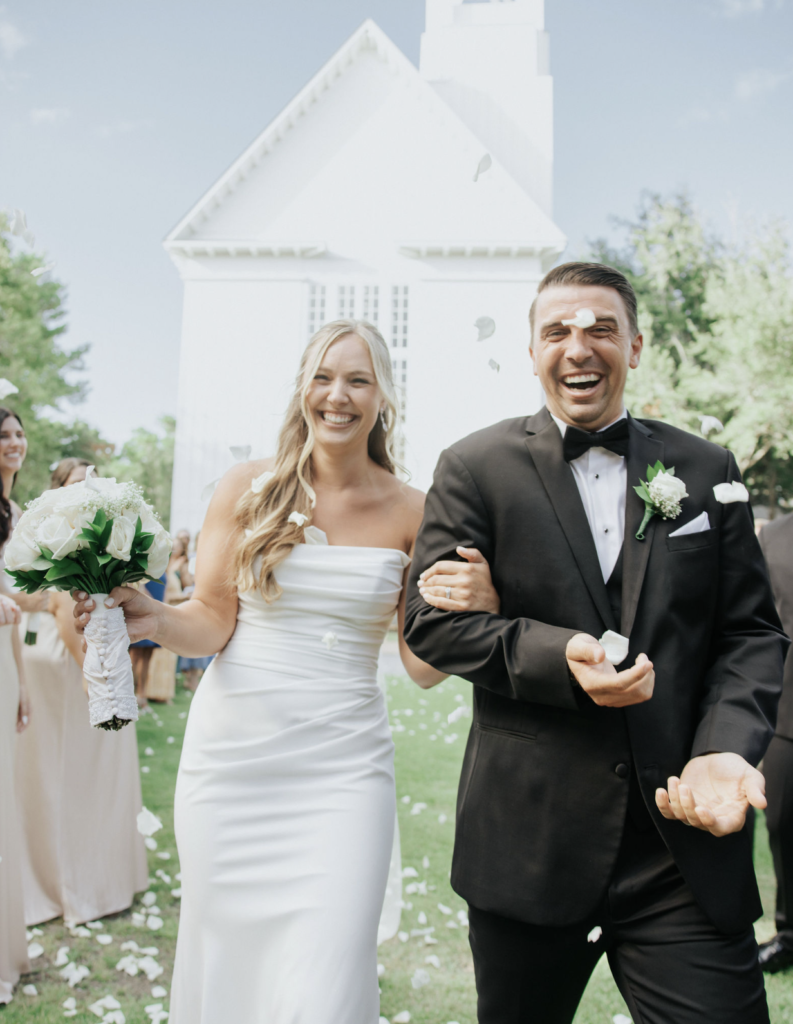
[563,419,630,463]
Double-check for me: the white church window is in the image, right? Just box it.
[391,286,409,349]
[308,283,326,339]
[338,285,357,319]
[362,285,379,326]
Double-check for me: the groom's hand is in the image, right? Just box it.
[655,752,766,837]
[565,633,655,707]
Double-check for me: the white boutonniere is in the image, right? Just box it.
[634,461,688,540]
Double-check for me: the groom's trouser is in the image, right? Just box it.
[467,817,768,1024]
[763,735,793,946]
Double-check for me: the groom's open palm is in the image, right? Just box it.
[655,753,767,837]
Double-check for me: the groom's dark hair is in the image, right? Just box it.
[529,262,639,338]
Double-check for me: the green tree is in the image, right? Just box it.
[0,215,112,505]
[108,416,175,526]
[590,194,793,513]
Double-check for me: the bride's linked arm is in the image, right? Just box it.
[73,466,251,656]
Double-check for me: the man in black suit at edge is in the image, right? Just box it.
[404,262,787,1024]
[757,514,793,972]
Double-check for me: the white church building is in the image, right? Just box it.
[165,0,566,532]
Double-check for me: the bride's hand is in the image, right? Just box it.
[418,547,501,614]
[72,586,163,646]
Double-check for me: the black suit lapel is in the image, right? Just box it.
[524,410,617,633]
[622,416,664,637]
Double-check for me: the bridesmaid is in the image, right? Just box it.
[0,407,33,1004]
[15,458,149,927]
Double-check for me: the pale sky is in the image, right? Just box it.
[1,0,791,447]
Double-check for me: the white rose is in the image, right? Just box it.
[35,514,83,560]
[4,528,45,572]
[648,472,688,505]
[139,507,160,534]
[106,517,136,561]
[146,528,172,579]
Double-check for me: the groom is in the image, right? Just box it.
[404,262,787,1024]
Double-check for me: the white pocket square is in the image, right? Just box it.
[669,511,711,538]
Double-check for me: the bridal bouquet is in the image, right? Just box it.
[4,468,171,731]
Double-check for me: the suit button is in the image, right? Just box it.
[615,763,629,778]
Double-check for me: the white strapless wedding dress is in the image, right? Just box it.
[170,531,410,1024]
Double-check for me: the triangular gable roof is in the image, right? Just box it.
[165,18,565,254]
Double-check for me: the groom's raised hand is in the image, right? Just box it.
[655,753,767,837]
[565,634,655,708]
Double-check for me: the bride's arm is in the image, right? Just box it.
[397,567,447,689]
[73,464,256,658]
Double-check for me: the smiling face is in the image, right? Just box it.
[304,332,384,453]
[0,415,27,482]
[530,284,643,431]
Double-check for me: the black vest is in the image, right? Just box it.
[606,548,654,833]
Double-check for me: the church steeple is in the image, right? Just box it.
[420,0,553,215]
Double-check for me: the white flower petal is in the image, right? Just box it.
[10,208,28,236]
[397,931,409,943]
[31,262,56,278]
[411,968,431,989]
[251,470,275,494]
[321,631,338,650]
[137,807,163,837]
[425,954,441,969]
[447,705,470,724]
[201,478,220,502]
[410,802,427,815]
[96,934,113,945]
[229,445,252,462]
[55,946,70,966]
[473,153,492,181]
[393,1011,412,1022]
[0,378,19,400]
[437,902,452,914]
[144,837,158,851]
[587,925,602,943]
[488,358,500,373]
[713,481,749,504]
[613,1016,632,1024]
[561,308,597,329]
[287,510,308,527]
[417,911,427,925]
[474,316,495,342]
[598,630,630,666]
[151,986,168,998]
[22,984,38,995]
[27,941,44,958]
[699,415,724,436]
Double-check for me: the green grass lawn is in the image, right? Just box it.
[5,672,793,1022]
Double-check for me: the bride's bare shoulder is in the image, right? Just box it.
[212,458,276,506]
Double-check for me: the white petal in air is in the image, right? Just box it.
[587,925,603,943]
[201,478,220,502]
[10,208,27,236]
[473,153,492,181]
[0,379,19,400]
[613,1016,632,1024]
[713,481,749,504]
[438,903,452,915]
[598,630,630,666]
[287,511,308,527]
[474,316,495,342]
[229,445,252,462]
[488,359,500,373]
[31,262,56,278]
[699,415,724,436]
[321,631,338,650]
[447,705,470,724]
[137,807,163,837]
[144,837,158,851]
[251,470,275,494]
[561,308,597,329]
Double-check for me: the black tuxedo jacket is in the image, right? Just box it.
[759,514,793,741]
[404,408,787,935]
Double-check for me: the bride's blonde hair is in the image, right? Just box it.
[232,319,402,600]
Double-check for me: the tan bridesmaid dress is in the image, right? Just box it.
[15,608,148,926]
[0,519,29,1003]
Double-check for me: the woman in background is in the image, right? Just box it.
[15,457,148,927]
[0,407,33,1003]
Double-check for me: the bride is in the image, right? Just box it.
[74,319,500,1023]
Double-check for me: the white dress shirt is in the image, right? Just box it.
[551,410,628,582]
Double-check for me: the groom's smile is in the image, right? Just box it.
[530,283,643,432]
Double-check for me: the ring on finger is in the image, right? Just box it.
[445,587,452,600]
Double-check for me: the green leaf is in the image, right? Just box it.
[97,553,114,566]
[44,560,82,582]
[99,521,113,549]
[92,507,107,533]
[82,549,101,578]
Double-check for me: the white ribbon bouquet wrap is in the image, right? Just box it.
[4,467,172,730]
